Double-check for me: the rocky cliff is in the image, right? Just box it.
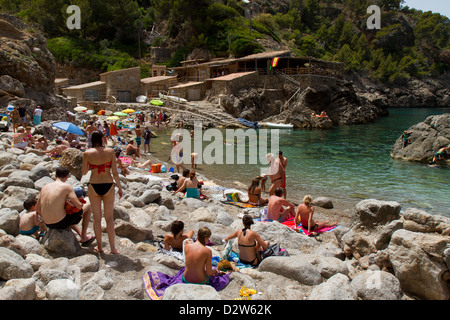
[0,14,70,121]
[391,113,450,164]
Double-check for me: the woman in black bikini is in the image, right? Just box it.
[224,215,269,266]
[247,178,268,206]
[82,131,123,254]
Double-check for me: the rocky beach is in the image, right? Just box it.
[0,126,449,301]
[0,10,449,303]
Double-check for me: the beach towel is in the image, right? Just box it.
[119,156,132,164]
[281,218,339,236]
[220,200,259,208]
[143,268,230,300]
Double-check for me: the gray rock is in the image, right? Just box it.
[162,283,221,300]
[29,164,50,181]
[0,278,36,300]
[42,228,80,255]
[309,274,358,300]
[0,208,20,236]
[312,196,334,209]
[351,270,402,300]
[391,113,450,164]
[46,279,79,300]
[258,256,322,286]
[0,247,34,280]
[70,254,100,273]
[388,229,450,300]
[355,199,401,226]
[114,220,152,243]
[138,189,161,204]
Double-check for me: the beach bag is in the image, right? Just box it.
[260,243,289,260]
[151,164,161,173]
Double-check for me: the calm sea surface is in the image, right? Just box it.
[148,108,450,217]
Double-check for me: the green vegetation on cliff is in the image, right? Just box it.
[1,0,448,83]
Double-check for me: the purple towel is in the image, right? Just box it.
[143,267,230,300]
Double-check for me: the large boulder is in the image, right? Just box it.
[59,148,84,180]
[258,256,322,286]
[391,113,450,164]
[41,228,81,255]
[162,283,222,300]
[350,270,402,300]
[340,199,401,257]
[308,273,358,300]
[0,247,34,280]
[388,229,450,300]
[0,208,20,236]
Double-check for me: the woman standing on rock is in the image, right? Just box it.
[82,131,123,254]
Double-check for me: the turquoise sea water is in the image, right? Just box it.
[149,108,450,217]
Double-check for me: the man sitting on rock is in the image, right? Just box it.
[267,187,295,223]
[13,126,28,150]
[35,166,94,246]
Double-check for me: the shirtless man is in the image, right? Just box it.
[267,153,285,196]
[135,124,142,150]
[126,140,141,160]
[85,121,97,148]
[13,126,28,150]
[35,167,93,244]
[295,195,337,235]
[45,140,67,158]
[164,220,194,252]
[267,187,295,222]
[278,151,288,199]
[10,106,20,133]
[183,227,220,284]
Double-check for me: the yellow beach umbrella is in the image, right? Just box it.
[107,116,120,121]
[122,109,136,114]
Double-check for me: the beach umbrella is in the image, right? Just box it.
[109,123,118,136]
[52,122,85,136]
[122,109,136,114]
[7,105,14,111]
[113,112,128,117]
[107,116,120,121]
[97,109,106,116]
[74,106,87,112]
[150,99,164,106]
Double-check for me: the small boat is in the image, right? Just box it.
[136,95,148,103]
[238,118,261,129]
[260,122,294,129]
[159,93,187,104]
[150,99,164,106]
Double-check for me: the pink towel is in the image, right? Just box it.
[281,218,338,236]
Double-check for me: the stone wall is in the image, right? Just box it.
[100,67,141,102]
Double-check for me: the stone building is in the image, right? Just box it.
[99,67,141,102]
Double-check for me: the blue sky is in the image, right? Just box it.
[403,0,449,18]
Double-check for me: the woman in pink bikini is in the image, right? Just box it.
[82,130,123,254]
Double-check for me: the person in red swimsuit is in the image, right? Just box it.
[82,131,123,254]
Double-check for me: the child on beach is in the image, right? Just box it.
[64,187,95,246]
[19,197,46,239]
